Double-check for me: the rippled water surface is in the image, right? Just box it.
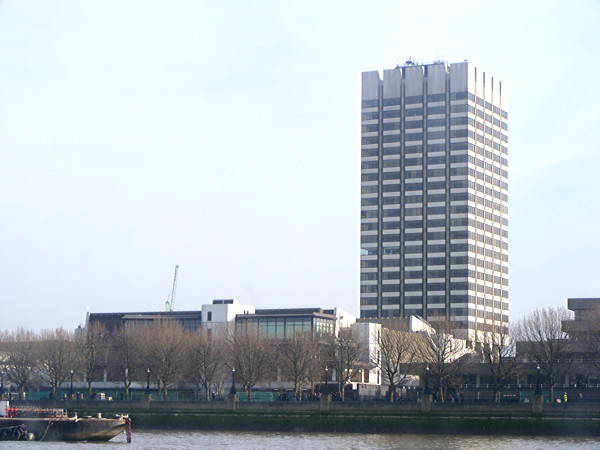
[2,430,599,449]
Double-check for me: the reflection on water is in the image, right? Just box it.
[1,430,599,450]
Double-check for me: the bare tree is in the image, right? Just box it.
[304,340,327,395]
[325,327,362,401]
[226,325,273,402]
[109,324,141,400]
[481,326,518,402]
[514,307,572,401]
[374,322,417,401]
[186,328,225,401]
[39,328,78,398]
[138,319,188,400]
[416,321,469,402]
[2,328,39,399]
[77,322,109,398]
[278,332,320,397]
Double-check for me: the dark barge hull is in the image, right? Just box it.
[0,417,127,441]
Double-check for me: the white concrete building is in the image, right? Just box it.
[201,299,255,330]
[350,321,382,386]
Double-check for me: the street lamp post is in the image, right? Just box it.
[230,368,237,395]
[424,366,431,395]
[534,364,542,396]
[0,371,4,398]
[146,369,151,394]
[69,370,74,396]
[324,366,329,395]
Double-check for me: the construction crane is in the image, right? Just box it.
[165,265,179,312]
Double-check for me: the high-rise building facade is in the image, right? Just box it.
[359,60,509,340]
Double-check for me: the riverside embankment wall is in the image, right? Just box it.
[12,400,600,436]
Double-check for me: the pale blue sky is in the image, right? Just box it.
[0,0,598,330]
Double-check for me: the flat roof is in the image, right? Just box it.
[236,312,336,320]
[567,298,600,311]
[89,310,202,318]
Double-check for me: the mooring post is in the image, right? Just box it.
[421,393,433,414]
[532,394,543,416]
[125,417,132,443]
[320,394,331,411]
[227,394,238,411]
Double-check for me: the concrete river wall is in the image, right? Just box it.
[12,397,600,436]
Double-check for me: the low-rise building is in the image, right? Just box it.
[235,307,354,339]
[86,299,255,333]
[562,297,600,338]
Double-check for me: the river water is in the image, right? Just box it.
[2,430,599,449]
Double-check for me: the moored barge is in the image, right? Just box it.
[0,401,130,442]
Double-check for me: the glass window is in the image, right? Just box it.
[427,143,445,153]
[405,133,423,142]
[404,284,423,292]
[405,95,422,105]
[450,92,468,100]
[383,183,401,192]
[427,257,446,265]
[383,122,400,131]
[450,104,468,113]
[362,111,379,120]
[405,121,423,129]
[428,206,446,215]
[361,148,378,157]
[428,181,446,190]
[427,218,445,227]
[405,108,423,117]
[404,258,423,266]
[383,146,401,156]
[428,118,446,127]
[383,109,401,119]
[362,99,378,108]
[427,131,445,140]
[427,168,445,178]
[383,97,401,106]
[405,207,423,216]
[428,106,445,115]
[427,93,445,102]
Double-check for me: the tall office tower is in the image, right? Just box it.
[359,60,509,341]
